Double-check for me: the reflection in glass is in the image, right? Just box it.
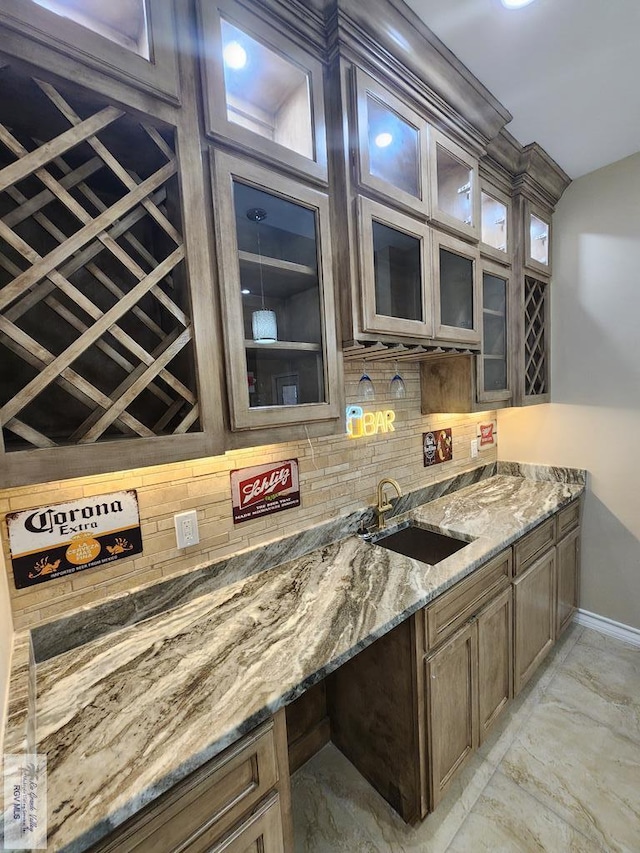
[221,19,313,159]
[233,182,325,408]
[372,221,422,321]
[439,248,473,330]
[436,145,473,225]
[366,94,420,197]
[482,272,508,392]
[530,213,549,265]
[481,191,508,252]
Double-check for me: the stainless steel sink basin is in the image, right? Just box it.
[372,523,469,564]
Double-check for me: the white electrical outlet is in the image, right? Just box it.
[174,510,199,548]
[470,439,478,458]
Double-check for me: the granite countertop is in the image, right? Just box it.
[8,465,585,852]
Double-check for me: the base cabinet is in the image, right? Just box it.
[90,712,292,853]
[477,586,513,744]
[425,621,478,809]
[556,526,580,637]
[513,549,556,695]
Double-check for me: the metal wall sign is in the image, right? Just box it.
[230,459,300,524]
[423,429,453,467]
[477,419,498,450]
[6,490,143,589]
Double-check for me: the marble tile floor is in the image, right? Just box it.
[291,625,640,852]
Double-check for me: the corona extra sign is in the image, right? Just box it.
[346,405,396,438]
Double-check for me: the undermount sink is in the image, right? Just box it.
[371,523,469,564]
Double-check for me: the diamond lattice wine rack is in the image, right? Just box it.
[0,63,200,453]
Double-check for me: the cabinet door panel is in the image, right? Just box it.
[354,69,429,215]
[477,587,513,743]
[212,151,340,430]
[425,622,478,809]
[358,197,433,338]
[513,550,556,695]
[432,231,480,345]
[556,528,580,637]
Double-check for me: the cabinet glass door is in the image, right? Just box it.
[213,153,339,430]
[429,130,479,241]
[478,265,511,403]
[480,189,509,260]
[359,198,432,337]
[199,0,327,180]
[433,233,480,344]
[354,70,428,215]
[529,213,549,266]
[524,200,552,274]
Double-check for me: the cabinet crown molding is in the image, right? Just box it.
[327,0,512,143]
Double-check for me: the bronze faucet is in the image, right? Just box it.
[376,477,402,530]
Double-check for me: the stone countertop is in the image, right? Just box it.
[32,471,583,852]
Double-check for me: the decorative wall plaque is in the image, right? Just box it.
[231,459,300,524]
[6,490,142,589]
[423,428,453,467]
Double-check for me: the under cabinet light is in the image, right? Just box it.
[501,0,536,7]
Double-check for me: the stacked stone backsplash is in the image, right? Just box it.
[0,362,497,629]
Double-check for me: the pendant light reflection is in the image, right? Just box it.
[389,361,406,398]
[357,362,375,402]
[246,207,277,343]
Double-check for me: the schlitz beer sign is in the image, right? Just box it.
[6,490,143,589]
[231,459,300,524]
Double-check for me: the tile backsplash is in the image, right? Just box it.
[0,362,497,629]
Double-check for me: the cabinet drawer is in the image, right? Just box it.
[425,549,512,651]
[205,793,284,853]
[556,501,580,540]
[92,721,279,853]
[513,517,555,577]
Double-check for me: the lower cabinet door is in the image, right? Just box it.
[477,586,513,744]
[425,621,478,809]
[197,794,284,853]
[513,549,556,695]
[556,528,580,637]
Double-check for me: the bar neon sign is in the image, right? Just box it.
[346,405,396,439]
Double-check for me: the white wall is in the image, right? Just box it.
[498,151,640,631]
[0,547,14,751]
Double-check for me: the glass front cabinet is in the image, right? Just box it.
[353,69,429,216]
[478,262,512,404]
[432,232,481,345]
[429,129,480,242]
[212,152,340,430]
[358,198,432,338]
[525,200,552,275]
[197,0,328,181]
[480,184,511,263]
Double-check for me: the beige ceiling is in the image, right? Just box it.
[403,0,640,178]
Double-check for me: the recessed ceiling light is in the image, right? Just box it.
[374,132,393,148]
[223,41,247,69]
[501,0,536,7]
[241,288,251,295]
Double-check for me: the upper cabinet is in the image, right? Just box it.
[197,0,328,182]
[432,232,481,345]
[525,201,551,275]
[480,184,511,264]
[429,130,480,242]
[358,198,432,338]
[353,70,429,216]
[212,152,340,431]
[0,0,180,105]
[478,262,511,405]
